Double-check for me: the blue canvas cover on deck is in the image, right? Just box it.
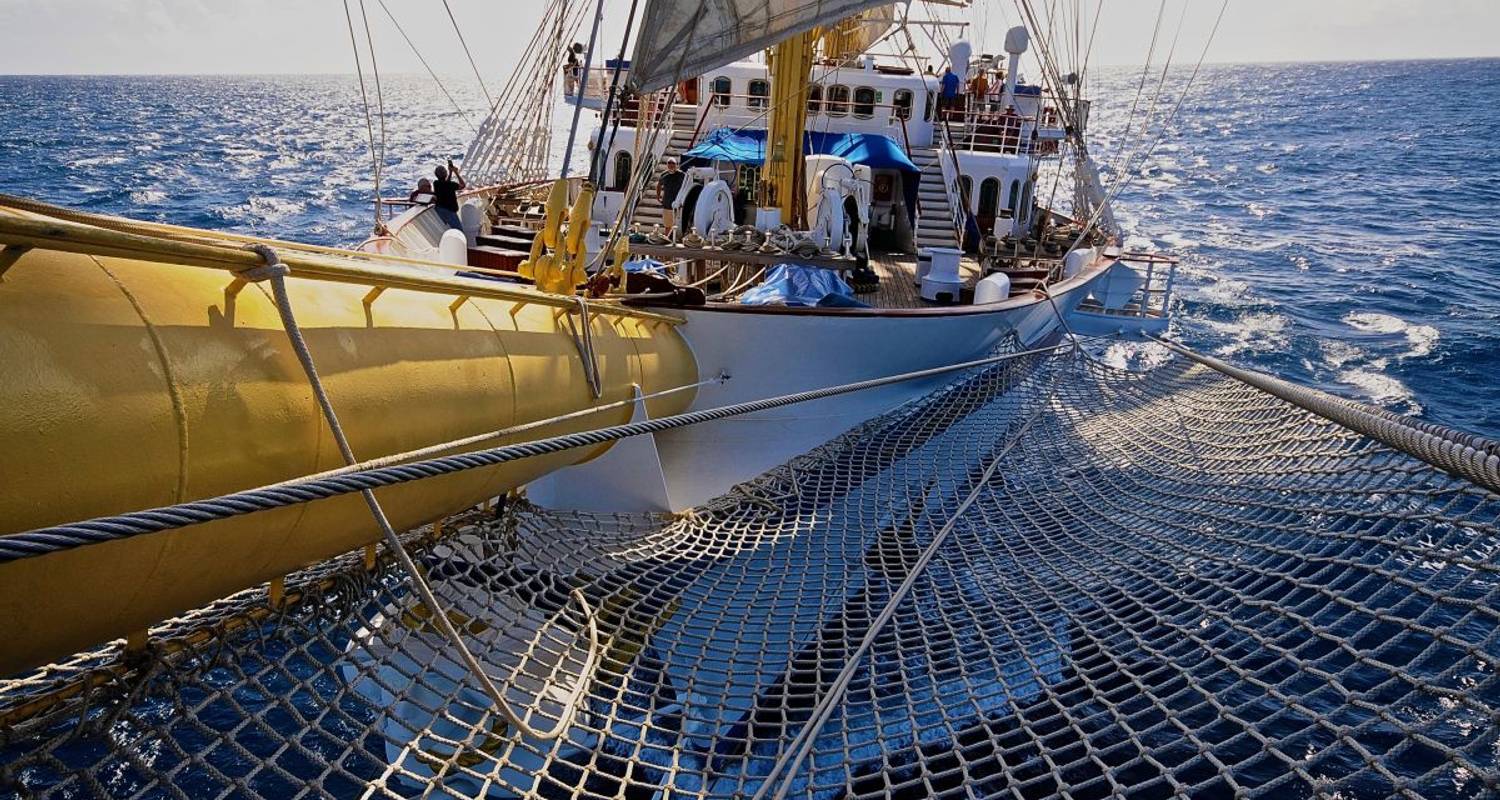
[684,128,921,226]
[739,264,869,308]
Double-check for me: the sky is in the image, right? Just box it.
[0,0,1495,76]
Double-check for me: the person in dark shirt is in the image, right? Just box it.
[657,157,685,236]
[564,42,584,96]
[432,159,466,229]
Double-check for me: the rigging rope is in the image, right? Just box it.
[560,0,607,179]
[589,0,643,186]
[357,0,387,221]
[440,0,494,106]
[342,0,383,224]
[374,0,477,132]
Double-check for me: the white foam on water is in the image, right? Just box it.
[1246,202,1276,219]
[1319,339,1362,370]
[66,155,127,168]
[1207,312,1289,357]
[217,196,307,225]
[1342,312,1440,359]
[1336,365,1422,414]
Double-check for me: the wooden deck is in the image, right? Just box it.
[864,251,985,309]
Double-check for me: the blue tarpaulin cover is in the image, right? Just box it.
[685,128,921,174]
[739,264,870,308]
[684,128,922,226]
[624,257,665,273]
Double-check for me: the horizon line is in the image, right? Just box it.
[0,53,1497,78]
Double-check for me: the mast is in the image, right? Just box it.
[759,6,896,226]
[760,30,817,224]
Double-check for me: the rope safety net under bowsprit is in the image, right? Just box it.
[2,345,1498,799]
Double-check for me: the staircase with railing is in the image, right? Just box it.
[620,104,702,232]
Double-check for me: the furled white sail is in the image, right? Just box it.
[628,0,896,93]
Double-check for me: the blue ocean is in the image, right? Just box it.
[3,61,1496,431]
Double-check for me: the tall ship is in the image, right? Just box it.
[2,1,1497,798]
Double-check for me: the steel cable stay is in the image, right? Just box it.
[0,342,1075,564]
[246,244,600,742]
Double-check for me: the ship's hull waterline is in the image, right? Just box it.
[0,217,698,676]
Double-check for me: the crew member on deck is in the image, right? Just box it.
[657,157,685,237]
[432,159,466,229]
[939,66,961,116]
[970,70,991,114]
[564,42,584,96]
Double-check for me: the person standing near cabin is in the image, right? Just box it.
[657,157,685,236]
[970,70,990,115]
[432,159,466,230]
[939,66,961,117]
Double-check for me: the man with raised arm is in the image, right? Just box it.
[432,159,466,230]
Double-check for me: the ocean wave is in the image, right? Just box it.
[215,196,307,225]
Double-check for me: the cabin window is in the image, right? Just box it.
[827,84,850,116]
[959,175,974,212]
[748,78,770,110]
[807,84,823,114]
[1006,179,1020,212]
[612,151,633,192]
[893,89,914,120]
[852,86,877,118]
[711,76,732,106]
[923,90,935,122]
[978,177,1000,218]
[1020,178,1034,217]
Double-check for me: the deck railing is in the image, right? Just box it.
[936,102,1065,156]
[1083,251,1178,320]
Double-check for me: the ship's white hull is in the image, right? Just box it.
[529,261,1111,511]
